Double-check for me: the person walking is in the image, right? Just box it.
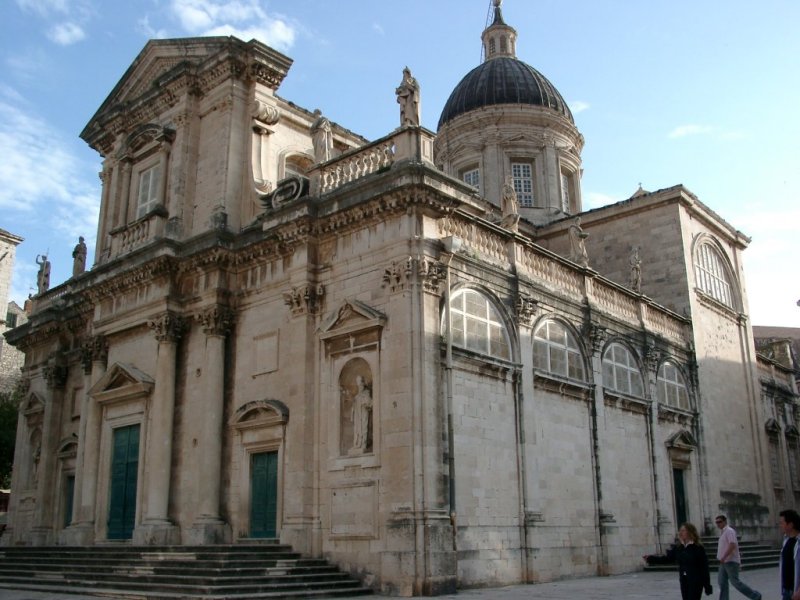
[715,514,761,600]
[779,509,800,600]
[645,522,713,600]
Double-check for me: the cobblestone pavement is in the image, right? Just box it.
[0,566,777,599]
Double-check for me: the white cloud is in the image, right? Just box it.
[667,124,713,139]
[14,0,69,17]
[372,23,385,35]
[569,100,590,114]
[47,22,86,45]
[170,0,296,51]
[138,15,169,39]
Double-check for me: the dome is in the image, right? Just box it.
[437,56,573,130]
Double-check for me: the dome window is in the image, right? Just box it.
[489,38,496,56]
[461,166,481,190]
[511,162,534,207]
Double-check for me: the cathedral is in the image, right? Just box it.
[4,1,797,596]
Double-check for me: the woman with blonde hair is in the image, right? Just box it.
[645,522,713,600]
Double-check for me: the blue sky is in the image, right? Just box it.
[1,0,798,326]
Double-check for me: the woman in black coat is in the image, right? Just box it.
[645,522,713,600]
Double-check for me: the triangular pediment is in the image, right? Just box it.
[319,299,386,338]
[665,429,697,449]
[89,362,154,397]
[23,392,45,415]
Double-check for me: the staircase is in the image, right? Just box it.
[644,536,778,573]
[0,542,373,598]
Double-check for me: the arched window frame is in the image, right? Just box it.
[602,341,644,397]
[533,318,587,382]
[441,287,512,361]
[692,236,738,311]
[657,360,691,410]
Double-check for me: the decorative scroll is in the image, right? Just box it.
[260,175,309,210]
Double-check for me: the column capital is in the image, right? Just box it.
[583,323,607,355]
[197,305,235,336]
[515,293,538,327]
[148,312,187,343]
[80,335,109,374]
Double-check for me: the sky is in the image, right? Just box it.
[1,0,798,326]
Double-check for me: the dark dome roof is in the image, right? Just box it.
[438,57,573,129]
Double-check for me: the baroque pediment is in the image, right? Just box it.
[89,362,154,404]
[23,392,46,415]
[319,299,387,339]
[665,429,697,450]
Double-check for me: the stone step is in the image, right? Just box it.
[0,544,372,598]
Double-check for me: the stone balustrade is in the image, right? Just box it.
[309,126,435,195]
[109,213,167,258]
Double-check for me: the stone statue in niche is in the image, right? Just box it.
[629,246,642,293]
[396,67,420,127]
[568,217,589,267]
[35,254,51,294]
[500,176,520,232]
[72,236,87,277]
[310,109,333,163]
[339,359,374,456]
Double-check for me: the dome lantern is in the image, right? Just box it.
[482,0,518,60]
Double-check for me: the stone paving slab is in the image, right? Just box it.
[0,567,778,600]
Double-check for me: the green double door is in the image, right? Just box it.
[250,451,278,538]
[108,424,140,540]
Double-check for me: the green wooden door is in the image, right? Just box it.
[64,475,75,528]
[673,467,687,526]
[107,424,140,540]
[250,451,278,538]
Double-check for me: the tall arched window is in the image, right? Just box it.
[602,342,643,396]
[657,361,689,410]
[694,242,734,308]
[533,319,586,381]
[445,288,511,360]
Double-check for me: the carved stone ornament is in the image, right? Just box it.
[148,312,187,343]
[645,345,660,373]
[382,257,414,293]
[515,293,539,326]
[43,362,68,390]
[584,323,607,354]
[418,257,445,294]
[252,100,280,125]
[259,175,309,211]
[198,305,235,336]
[80,335,109,373]
[283,284,325,317]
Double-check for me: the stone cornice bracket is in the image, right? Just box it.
[515,293,539,327]
[283,284,325,317]
[252,100,280,126]
[417,257,446,294]
[198,305,235,336]
[80,335,109,373]
[148,312,187,343]
[583,323,607,355]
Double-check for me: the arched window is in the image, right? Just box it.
[657,361,689,409]
[694,242,734,308]
[284,154,313,179]
[444,288,511,360]
[602,342,643,396]
[533,319,586,381]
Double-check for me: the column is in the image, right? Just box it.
[30,356,67,545]
[646,345,672,546]
[187,305,233,544]
[134,312,185,545]
[63,336,107,545]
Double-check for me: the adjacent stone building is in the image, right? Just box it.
[3,2,797,595]
[0,229,25,394]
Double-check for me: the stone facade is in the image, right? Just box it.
[0,229,25,394]
[3,6,797,597]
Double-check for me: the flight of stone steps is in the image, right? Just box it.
[644,536,778,572]
[0,542,373,598]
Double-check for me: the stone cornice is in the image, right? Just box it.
[83,255,176,304]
